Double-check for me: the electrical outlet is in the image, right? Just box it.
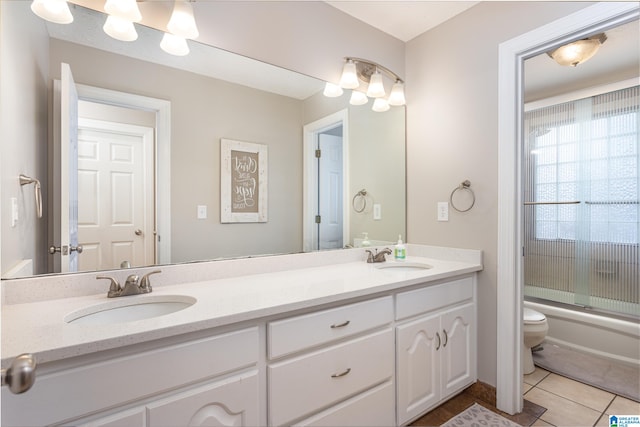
[437,202,449,221]
[373,203,382,220]
[197,205,207,219]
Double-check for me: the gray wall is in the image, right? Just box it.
[405,1,594,386]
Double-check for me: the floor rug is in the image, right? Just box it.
[440,403,523,427]
[533,343,640,402]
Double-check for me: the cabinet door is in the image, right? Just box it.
[396,314,441,426]
[440,303,476,399]
[147,370,259,427]
[73,408,146,427]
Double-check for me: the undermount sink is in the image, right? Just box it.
[375,262,433,272]
[65,295,197,325]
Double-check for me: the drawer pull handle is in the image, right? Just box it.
[442,329,448,348]
[436,332,441,350]
[330,320,350,329]
[331,368,351,378]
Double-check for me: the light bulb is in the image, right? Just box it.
[366,71,385,98]
[31,0,73,24]
[167,1,199,40]
[161,33,190,56]
[339,60,359,89]
[103,15,138,41]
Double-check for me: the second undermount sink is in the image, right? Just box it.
[65,295,197,325]
[375,261,433,272]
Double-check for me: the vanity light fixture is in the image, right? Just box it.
[327,57,406,111]
[30,0,73,24]
[167,0,199,40]
[547,33,607,67]
[103,14,138,41]
[104,0,141,23]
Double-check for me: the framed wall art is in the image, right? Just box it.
[220,138,268,223]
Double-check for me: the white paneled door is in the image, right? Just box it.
[77,118,154,271]
[318,133,344,250]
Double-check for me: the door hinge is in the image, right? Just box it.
[315,215,321,224]
[315,149,321,158]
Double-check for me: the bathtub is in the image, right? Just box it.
[525,300,640,368]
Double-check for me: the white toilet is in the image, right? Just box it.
[523,307,548,375]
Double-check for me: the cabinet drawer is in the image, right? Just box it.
[1,327,258,427]
[268,328,394,426]
[147,370,259,427]
[292,381,395,427]
[396,277,473,320]
[268,296,393,359]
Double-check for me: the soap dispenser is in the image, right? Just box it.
[362,232,371,247]
[394,235,406,261]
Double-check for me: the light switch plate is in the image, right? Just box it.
[373,203,382,220]
[197,205,207,219]
[11,197,18,227]
[437,202,449,221]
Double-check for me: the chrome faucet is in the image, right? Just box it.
[366,248,392,263]
[97,270,162,298]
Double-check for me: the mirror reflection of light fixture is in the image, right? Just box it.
[328,57,406,112]
[103,14,138,41]
[30,0,73,24]
[547,33,607,67]
[167,0,199,40]
[323,82,344,97]
[372,97,390,112]
[349,91,369,106]
[160,33,190,56]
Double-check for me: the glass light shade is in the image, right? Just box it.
[104,0,141,22]
[548,39,602,67]
[323,82,344,98]
[31,0,73,24]
[167,1,199,40]
[372,97,390,112]
[339,61,359,89]
[160,33,190,56]
[366,71,385,98]
[349,91,369,106]
[388,81,406,106]
[103,15,138,41]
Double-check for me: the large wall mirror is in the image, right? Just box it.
[1,2,406,279]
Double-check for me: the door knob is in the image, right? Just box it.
[70,245,83,253]
[1,354,37,394]
[135,229,143,236]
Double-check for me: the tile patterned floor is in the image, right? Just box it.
[410,367,640,427]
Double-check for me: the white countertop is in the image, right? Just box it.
[2,247,482,367]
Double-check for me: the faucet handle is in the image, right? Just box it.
[140,270,162,292]
[97,275,121,297]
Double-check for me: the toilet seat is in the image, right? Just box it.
[524,308,546,324]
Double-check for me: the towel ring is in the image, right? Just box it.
[352,189,367,213]
[450,180,475,212]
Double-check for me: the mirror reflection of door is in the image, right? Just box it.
[76,116,155,271]
[317,127,344,250]
[52,63,79,273]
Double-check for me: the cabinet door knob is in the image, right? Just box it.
[330,320,350,329]
[135,229,143,236]
[1,354,37,394]
[330,368,351,378]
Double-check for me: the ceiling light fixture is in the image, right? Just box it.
[547,33,607,67]
[30,0,73,24]
[325,57,406,112]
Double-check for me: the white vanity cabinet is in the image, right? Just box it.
[395,277,477,426]
[1,327,260,427]
[267,296,396,427]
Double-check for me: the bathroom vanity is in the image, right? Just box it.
[1,245,481,426]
